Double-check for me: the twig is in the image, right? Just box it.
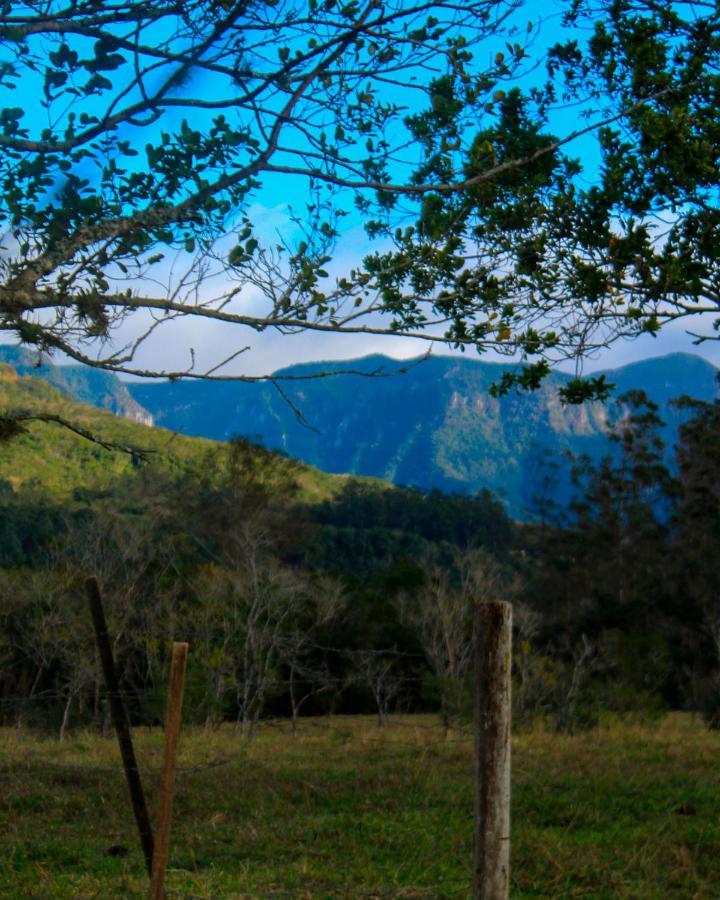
[0,411,156,462]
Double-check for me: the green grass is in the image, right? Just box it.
[1,715,719,898]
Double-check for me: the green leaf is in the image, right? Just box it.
[559,376,615,405]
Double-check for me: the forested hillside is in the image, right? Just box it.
[1,358,720,735]
[0,362,517,734]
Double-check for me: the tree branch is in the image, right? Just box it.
[0,411,156,462]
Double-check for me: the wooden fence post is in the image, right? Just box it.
[150,641,189,900]
[86,576,155,877]
[474,600,512,900]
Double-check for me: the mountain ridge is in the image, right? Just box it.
[129,351,719,515]
[2,346,716,516]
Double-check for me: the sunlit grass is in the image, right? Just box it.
[1,714,719,897]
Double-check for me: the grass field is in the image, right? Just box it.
[1,714,719,898]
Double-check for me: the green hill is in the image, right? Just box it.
[0,363,340,502]
[0,346,152,424]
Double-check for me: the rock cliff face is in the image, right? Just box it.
[0,347,154,426]
[128,352,719,516]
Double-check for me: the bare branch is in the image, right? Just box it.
[0,410,155,461]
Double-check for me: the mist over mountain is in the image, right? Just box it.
[2,347,716,516]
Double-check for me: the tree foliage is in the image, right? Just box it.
[0,1,718,388]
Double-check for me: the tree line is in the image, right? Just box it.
[524,390,720,729]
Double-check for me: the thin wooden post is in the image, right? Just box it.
[86,576,155,877]
[474,600,512,900]
[150,641,189,900]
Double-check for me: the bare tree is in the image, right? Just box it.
[235,559,301,737]
[187,564,243,729]
[553,634,598,735]
[280,575,346,734]
[8,569,95,739]
[402,548,506,732]
[511,601,548,726]
[350,651,403,728]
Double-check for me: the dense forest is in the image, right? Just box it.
[1,386,719,737]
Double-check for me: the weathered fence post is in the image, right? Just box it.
[86,576,155,877]
[474,600,512,900]
[150,641,189,900]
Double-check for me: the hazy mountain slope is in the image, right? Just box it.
[129,352,719,514]
[598,352,718,403]
[595,352,719,456]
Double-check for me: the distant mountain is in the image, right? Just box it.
[0,346,154,426]
[595,353,719,407]
[127,352,719,516]
[3,346,715,515]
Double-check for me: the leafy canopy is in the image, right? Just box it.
[0,0,718,393]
